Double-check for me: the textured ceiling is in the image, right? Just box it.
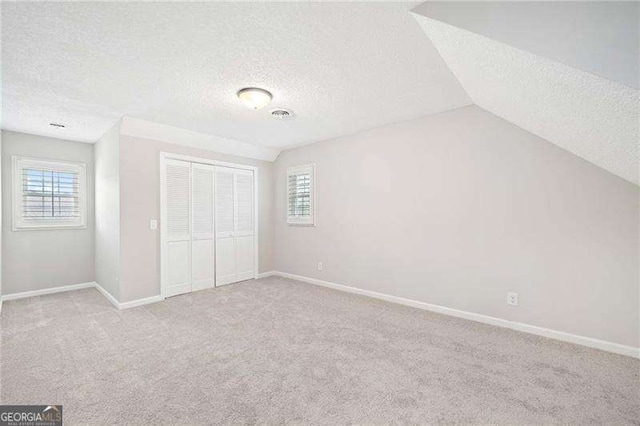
[412,1,639,89]
[413,14,639,185]
[1,2,471,147]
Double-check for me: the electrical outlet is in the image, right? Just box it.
[317,262,323,271]
[507,292,518,306]
[150,219,158,230]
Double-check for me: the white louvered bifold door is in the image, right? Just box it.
[234,169,255,282]
[164,159,192,297]
[191,163,215,292]
[215,167,236,286]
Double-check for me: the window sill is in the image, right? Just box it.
[12,224,87,232]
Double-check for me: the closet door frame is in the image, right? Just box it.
[160,152,259,299]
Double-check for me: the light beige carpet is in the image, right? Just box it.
[1,277,638,424]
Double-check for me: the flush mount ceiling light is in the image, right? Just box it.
[237,87,272,110]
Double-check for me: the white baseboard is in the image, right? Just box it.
[118,294,165,309]
[1,281,165,311]
[92,282,121,309]
[1,281,95,301]
[93,282,164,310]
[270,271,640,359]
[257,271,276,279]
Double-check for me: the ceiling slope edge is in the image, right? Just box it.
[411,1,639,89]
[120,117,280,162]
[411,13,639,186]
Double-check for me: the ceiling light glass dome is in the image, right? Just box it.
[237,87,272,110]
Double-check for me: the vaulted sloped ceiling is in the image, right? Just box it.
[412,2,639,185]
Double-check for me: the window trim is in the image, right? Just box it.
[12,156,87,231]
[287,163,316,226]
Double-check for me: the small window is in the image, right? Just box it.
[12,156,87,230]
[287,164,315,226]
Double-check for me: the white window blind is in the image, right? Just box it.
[287,164,315,225]
[12,157,87,230]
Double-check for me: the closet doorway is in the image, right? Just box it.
[160,153,258,298]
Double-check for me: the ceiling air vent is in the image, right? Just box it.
[270,108,294,120]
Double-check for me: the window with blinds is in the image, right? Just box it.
[287,164,315,225]
[12,157,87,230]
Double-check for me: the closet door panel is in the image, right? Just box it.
[191,164,215,291]
[164,159,192,297]
[216,238,236,286]
[235,171,254,237]
[215,167,236,286]
[235,235,255,282]
[215,167,234,236]
[234,169,255,282]
[167,242,190,295]
[192,240,214,291]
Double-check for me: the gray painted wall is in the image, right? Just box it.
[118,134,274,303]
[1,131,95,294]
[0,131,3,302]
[94,122,121,300]
[273,106,639,347]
